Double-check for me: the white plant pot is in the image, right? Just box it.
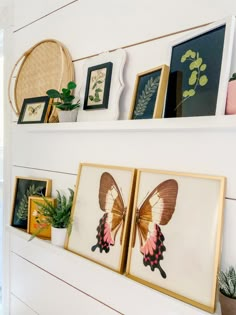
[58,108,79,122]
[51,227,67,247]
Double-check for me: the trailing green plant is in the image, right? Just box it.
[133,76,160,119]
[29,188,74,241]
[16,185,44,222]
[218,266,236,298]
[229,73,236,82]
[46,81,80,111]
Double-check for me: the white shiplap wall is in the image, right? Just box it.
[3,0,236,314]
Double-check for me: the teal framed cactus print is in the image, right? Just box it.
[163,16,235,118]
[129,65,169,119]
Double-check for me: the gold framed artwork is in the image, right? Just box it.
[27,196,56,239]
[65,163,136,273]
[126,168,225,313]
[129,65,169,119]
[11,176,52,230]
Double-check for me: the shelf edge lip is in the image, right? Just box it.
[12,115,236,132]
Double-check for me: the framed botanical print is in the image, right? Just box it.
[126,168,225,313]
[17,96,51,124]
[83,62,113,110]
[65,163,136,273]
[129,65,169,119]
[11,176,52,230]
[163,16,235,117]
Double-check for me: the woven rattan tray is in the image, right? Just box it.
[8,39,74,122]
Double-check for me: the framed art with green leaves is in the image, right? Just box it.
[163,16,235,118]
[77,49,126,122]
[11,177,52,230]
[83,62,113,110]
[129,65,169,119]
[17,96,51,124]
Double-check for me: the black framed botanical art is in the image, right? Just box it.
[163,16,235,118]
[11,177,52,229]
[83,62,113,110]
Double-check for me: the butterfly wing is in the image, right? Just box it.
[91,172,125,253]
[136,179,178,277]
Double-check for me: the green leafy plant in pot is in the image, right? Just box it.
[46,81,80,122]
[218,266,236,315]
[30,188,74,247]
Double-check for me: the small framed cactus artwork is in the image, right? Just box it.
[163,16,235,118]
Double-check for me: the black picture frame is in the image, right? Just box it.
[11,177,52,229]
[163,17,235,118]
[129,65,169,119]
[17,96,51,124]
[83,62,113,110]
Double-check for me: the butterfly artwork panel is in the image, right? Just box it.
[17,96,51,124]
[129,64,169,120]
[65,163,136,273]
[126,169,225,313]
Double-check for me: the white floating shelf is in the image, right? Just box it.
[12,115,236,133]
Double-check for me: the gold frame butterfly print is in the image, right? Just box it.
[126,168,225,313]
[133,178,178,278]
[65,163,136,273]
[91,172,127,253]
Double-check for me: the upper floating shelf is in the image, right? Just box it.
[13,115,236,133]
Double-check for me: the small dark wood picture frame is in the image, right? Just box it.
[18,96,51,124]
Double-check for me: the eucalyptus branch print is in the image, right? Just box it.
[16,185,44,222]
[175,49,208,110]
[133,76,160,118]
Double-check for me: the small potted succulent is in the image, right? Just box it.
[218,266,236,315]
[46,81,80,122]
[225,73,236,115]
[30,188,74,247]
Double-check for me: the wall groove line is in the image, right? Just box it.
[13,165,77,176]
[13,0,79,33]
[72,21,211,62]
[11,251,124,315]
[10,292,40,314]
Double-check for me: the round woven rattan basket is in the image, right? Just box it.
[8,39,74,122]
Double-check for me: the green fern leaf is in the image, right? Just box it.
[133,76,160,118]
[16,185,44,222]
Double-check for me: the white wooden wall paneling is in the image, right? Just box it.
[10,294,37,315]
[5,0,236,314]
[11,122,236,199]
[11,0,236,62]
[10,252,119,315]
[9,229,221,315]
[13,0,78,31]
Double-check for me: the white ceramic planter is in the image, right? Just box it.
[58,108,79,122]
[51,227,67,247]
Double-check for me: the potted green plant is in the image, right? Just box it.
[30,188,74,247]
[218,266,236,315]
[225,73,236,115]
[46,81,80,122]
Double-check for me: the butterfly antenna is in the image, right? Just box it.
[138,191,150,208]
